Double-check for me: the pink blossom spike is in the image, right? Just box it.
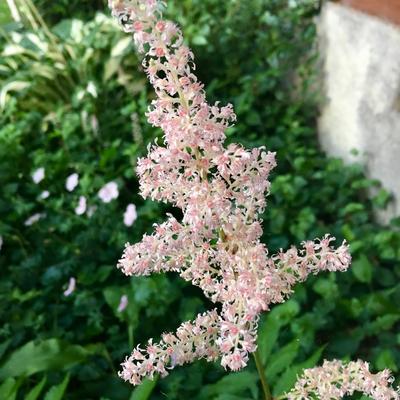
[108,0,353,385]
[287,359,400,400]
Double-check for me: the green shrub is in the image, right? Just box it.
[0,1,399,399]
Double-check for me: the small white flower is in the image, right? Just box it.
[117,294,128,312]
[32,167,45,184]
[0,236,3,252]
[64,277,76,297]
[66,173,79,192]
[124,204,138,227]
[39,190,50,199]
[98,181,119,203]
[24,213,44,226]
[75,196,87,215]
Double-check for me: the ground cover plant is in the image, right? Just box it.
[0,0,400,399]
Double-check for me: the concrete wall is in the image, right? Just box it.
[318,2,400,223]
[341,0,400,26]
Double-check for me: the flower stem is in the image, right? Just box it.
[253,349,272,400]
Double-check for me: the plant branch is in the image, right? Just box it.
[253,349,272,400]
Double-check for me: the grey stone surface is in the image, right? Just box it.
[318,2,400,223]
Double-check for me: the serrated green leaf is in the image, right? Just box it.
[265,339,299,381]
[258,301,300,365]
[257,316,281,366]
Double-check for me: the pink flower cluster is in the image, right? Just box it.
[109,0,351,385]
[286,359,399,399]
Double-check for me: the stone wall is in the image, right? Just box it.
[318,2,400,223]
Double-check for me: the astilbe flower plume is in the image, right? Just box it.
[286,359,399,399]
[108,0,352,386]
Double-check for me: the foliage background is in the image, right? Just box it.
[0,0,399,398]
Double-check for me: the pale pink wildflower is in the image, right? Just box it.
[66,173,79,192]
[117,294,129,312]
[98,181,119,203]
[32,167,45,184]
[109,0,352,385]
[24,213,44,226]
[64,277,76,297]
[39,190,50,199]
[75,196,87,215]
[287,359,400,400]
[124,204,138,227]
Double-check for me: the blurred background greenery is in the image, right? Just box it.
[0,0,399,399]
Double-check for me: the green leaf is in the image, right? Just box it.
[0,377,20,400]
[111,37,132,57]
[26,375,47,400]
[2,44,30,56]
[103,286,139,324]
[257,316,280,366]
[192,35,208,45]
[258,300,300,365]
[313,278,339,299]
[375,350,398,372]
[44,374,70,400]
[0,81,30,108]
[265,339,299,381]
[198,371,258,400]
[273,346,325,396]
[373,189,391,209]
[0,339,105,379]
[352,255,373,283]
[0,339,12,360]
[53,19,83,41]
[130,377,158,400]
[364,314,400,336]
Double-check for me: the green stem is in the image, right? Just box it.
[253,349,272,400]
[128,324,134,350]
